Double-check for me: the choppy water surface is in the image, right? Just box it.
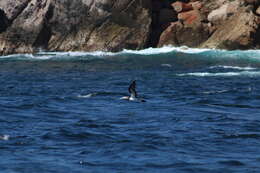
[1,47,260,172]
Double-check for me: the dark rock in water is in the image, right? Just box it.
[0,0,151,55]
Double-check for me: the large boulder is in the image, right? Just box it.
[0,0,152,55]
[201,6,260,49]
[158,8,210,48]
[158,21,209,47]
[207,1,240,25]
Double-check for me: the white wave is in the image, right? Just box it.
[1,46,260,60]
[161,64,172,67]
[0,135,10,141]
[35,51,113,58]
[0,53,52,60]
[77,93,97,98]
[203,90,229,94]
[35,46,213,58]
[177,71,260,77]
[121,46,212,55]
[209,65,257,70]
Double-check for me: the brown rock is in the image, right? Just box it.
[201,8,259,49]
[207,1,240,25]
[157,22,183,47]
[227,1,240,15]
[207,4,228,24]
[178,10,202,27]
[157,20,210,47]
[171,1,193,13]
[191,1,202,10]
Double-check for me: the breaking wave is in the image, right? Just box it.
[1,46,260,73]
[177,71,260,77]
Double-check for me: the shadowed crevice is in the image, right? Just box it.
[33,4,54,50]
[33,22,52,50]
[253,26,260,48]
[0,9,10,33]
[147,0,177,47]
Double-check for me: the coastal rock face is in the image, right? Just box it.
[158,1,210,48]
[158,11,209,47]
[201,8,259,49]
[0,0,52,54]
[157,0,260,50]
[0,0,260,55]
[0,0,151,54]
[48,0,151,52]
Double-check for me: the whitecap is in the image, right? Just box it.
[77,93,97,98]
[161,64,172,67]
[209,65,257,70]
[177,71,260,77]
[2,46,260,63]
[203,90,229,94]
[121,46,211,55]
[0,135,10,141]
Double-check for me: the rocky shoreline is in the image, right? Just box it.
[0,0,259,55]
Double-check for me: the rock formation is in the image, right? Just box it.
[202,4,259,49]
[0,0,259,55]
[157,0,260,50]
[158,0,210,47]
[0,0,151,55]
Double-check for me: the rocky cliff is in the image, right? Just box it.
[0,0,151,55]
[156,0,260,50]
[0,0,259,55]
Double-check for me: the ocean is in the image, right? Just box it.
[1,46,260,172]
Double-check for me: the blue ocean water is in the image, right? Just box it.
[1,47,260,172]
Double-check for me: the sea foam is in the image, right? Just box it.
[177,71,260,77]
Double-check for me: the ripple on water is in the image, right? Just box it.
[218,160,245,166]
[223,133,260,139]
